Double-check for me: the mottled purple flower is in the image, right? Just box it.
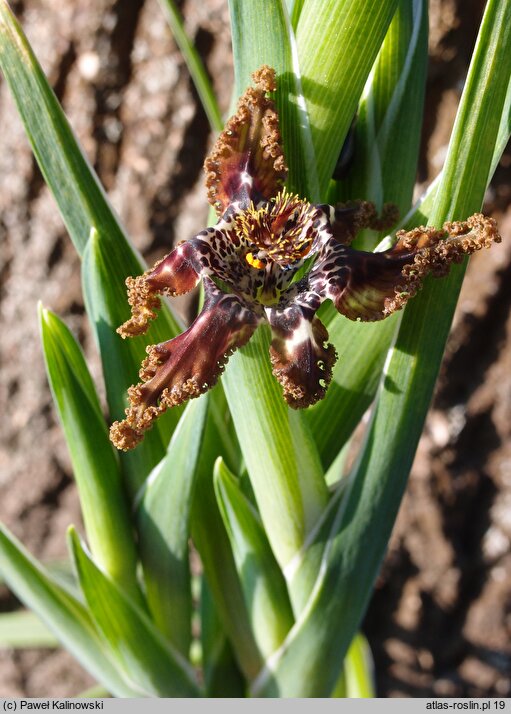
[110,66,500,451]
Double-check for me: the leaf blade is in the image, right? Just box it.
[0,1,128,257]
[136,395,208,656]
[333,0,429,243]
[0,524,139,697]
[39,305,140,600]
[0,610,59,649]
[69,528,200,698]
[214,458,294,659]
[306,0,429,465]
[191,413,263,682]
[157,0,223,132]
[223,329,329,598]
[296,0,400,196]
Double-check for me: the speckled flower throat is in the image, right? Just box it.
[110,66,500,451]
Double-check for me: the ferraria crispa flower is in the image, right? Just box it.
[110,65,500,451]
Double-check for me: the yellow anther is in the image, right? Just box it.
[246,252,266,270]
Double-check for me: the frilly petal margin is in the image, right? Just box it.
[204,65,287,215]
[110,278,260,451]
[266,295,337,409]
[118,239,209,338]
[309,213,501,322]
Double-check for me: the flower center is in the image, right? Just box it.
[235,190,316,267]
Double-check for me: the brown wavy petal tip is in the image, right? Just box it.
[117,274,161,338]
[311,212,500,323]
[204,64,287,215]
[109,418,145,452]
[109,375,202,452]
[117,245,204,338]
[384,213,501,315]
[110,280,259,451]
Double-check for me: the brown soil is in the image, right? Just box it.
[0,0,509,698]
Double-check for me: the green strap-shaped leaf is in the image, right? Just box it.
[332,633,375,698]
[333,0,429,246]
[214,458,294,659]
[0,1,131,258]
[306,0,429,467]
[39,306,139,601]
[491,76,511,174]
[317,152,507,477]
[0,525,140,697]
[136,396,208,657]
[0,610,59,649]
[82,229,183,495]
[287,0,304,29]
[229,0,319,199]
[306,309,399,470]
[223,329,329,606]
[157,0,223,132]
[253,0,511,697]
[68,528,200,697]
[296,0,400,196]
[191,413,263,682]
[0,1,184,489]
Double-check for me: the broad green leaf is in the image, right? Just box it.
[345,634,376,698]
[158,0,223,132]
[296,0,400,196]
[249,484,347,696]
[191,415,263,682]
[68,528,199,697]
[39,306,139,601]
[214,459,294,659]
[0,524,139,697]
[0,2,130,257]
[0,610,59,649]
[229,0,319,199]
[333,0,428,247]
[403,67,511,230]
[223,328,329,598]
[82,228,183,495]
[136,396,208,656]
[407,26,510,227]
[430,6,511,221]
[254,0,511,696]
